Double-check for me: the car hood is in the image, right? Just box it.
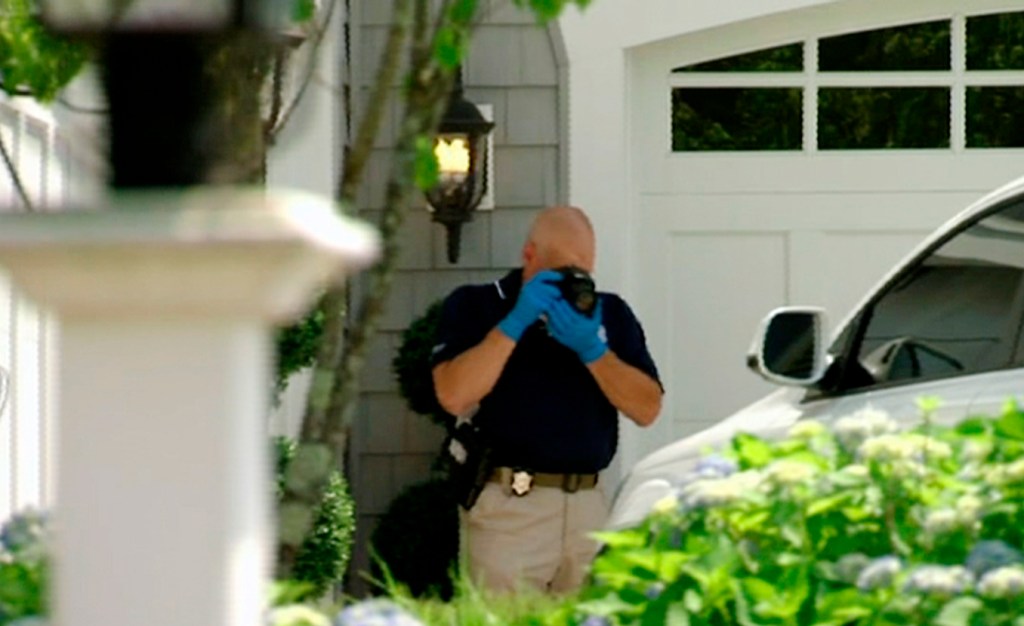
[605,387,807,530]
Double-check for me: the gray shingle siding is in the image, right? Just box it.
[346,0,568,595]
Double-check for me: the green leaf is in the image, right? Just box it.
[807,491,855,517]
[995,404,1024,441]
[933,597,983,626]
[449,0,479,24]
[292,0,316,22]
[683,589,703,613]
[575,593,635,617]
[954,418,991,436]
[740,577,776,603]
[666,602,691,626]
[414,135,440,190]
[433,27,465,70]
[592,529,647,549]
[733,432,774,468]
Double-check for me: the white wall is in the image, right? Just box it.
[0,97,77,522]
[559,0,1024,481]
[266,0,345,441]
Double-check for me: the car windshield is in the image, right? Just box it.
[836,199,1024,390]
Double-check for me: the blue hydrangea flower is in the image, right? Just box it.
[579,615,612,626]
[334,600,424,626]
[856,556,901,591]
[694,455,738,479]
[0,509,49,561]
[645,582,665,600]
[966,540,1024,577]
[6,618,48,626]
[903,565,974,596]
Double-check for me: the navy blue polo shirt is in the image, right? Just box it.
[431,269,661,474]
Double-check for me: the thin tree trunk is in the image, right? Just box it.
[0,132,33,211]
[279,0,419,578]
[279,0,483,581]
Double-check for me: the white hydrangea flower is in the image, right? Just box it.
[857,433,951,464]
[788,420,826,440]
[835,553,871,584]
[651,492,679,514]
[955,494,985,525]
[960,439,993,464]
[834,407,899,450]
[922,508,960,536]
[856,555,902,591]
[679,470,764,510]
[984,464,1010,485]
[1005,458,1024,482]
[903,565,974,596]
[977,565,1024,599]
[840,464,870,479]
[268,606,331,626]
[765,459,819,486]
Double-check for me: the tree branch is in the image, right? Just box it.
[300,0,415,445]
[338,0,412,203]
[0,130,34,212]
[320,0,456,451]
[267,0,340,145]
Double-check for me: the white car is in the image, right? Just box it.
[607,173,1024,530]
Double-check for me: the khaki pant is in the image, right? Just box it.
[460,481,608,594]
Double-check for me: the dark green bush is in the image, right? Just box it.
[274,437,356,598]
[369,477,459,600]
[391,300,452,428]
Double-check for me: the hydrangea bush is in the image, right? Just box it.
[578,401,1024,626]
[0,509,49,625]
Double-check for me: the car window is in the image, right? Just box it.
[844,199,1024,391]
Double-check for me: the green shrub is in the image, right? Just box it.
[274,307,324,399]
[0,509,48,625]
[579,401,1024,626]
[369,477,460,600]
[391,300,452,428]
[275,437,356,599]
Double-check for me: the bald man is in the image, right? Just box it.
[431,206,663,593]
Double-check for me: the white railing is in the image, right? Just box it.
[0,97,76,523]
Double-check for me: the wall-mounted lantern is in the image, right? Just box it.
[426,72,495,264]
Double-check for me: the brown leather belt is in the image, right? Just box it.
[489,467,599,496]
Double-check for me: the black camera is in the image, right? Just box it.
[556,265,597,316]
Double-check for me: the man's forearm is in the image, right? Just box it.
[587,352,662,426]
[432,328,517,417]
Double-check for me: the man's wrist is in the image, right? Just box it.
[497,316,526,342]
[579,340,608,364]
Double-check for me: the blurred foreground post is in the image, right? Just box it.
[0,193,377,626]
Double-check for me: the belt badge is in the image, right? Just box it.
[511,470,533,496]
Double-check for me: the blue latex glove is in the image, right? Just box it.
[547,297,607,363]
[497,270,562,341]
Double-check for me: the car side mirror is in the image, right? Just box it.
[747,307,827,386]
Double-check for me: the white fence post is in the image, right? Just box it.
[0,188,377,626]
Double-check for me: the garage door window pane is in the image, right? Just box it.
[819,20,950,71]
[968,87,1024,147]
[818,88,949,149]
[967,12,1024,70]
[852,203,1024,388]
[673,43,803,73]
[672,88,802,151]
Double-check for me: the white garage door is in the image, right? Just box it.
[625,4,1024,464]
